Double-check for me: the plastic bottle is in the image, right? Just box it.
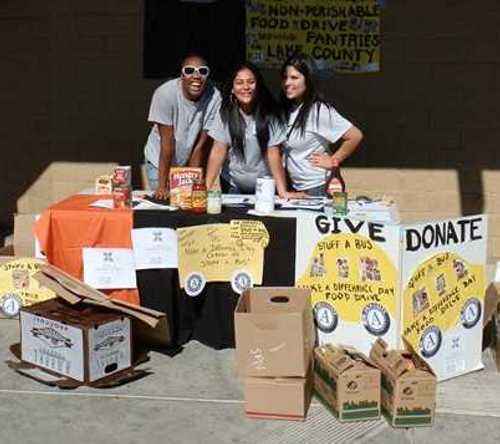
[325,159,347,215]
[325,159,345,197]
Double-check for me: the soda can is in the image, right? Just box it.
[254,176,275,213]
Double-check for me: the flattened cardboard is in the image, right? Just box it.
[314,344,381,422]
[234,287,314,377]
[8,343,150,389]
[370,339,436,428]
[244,367,313,421]
[31,263,170,346]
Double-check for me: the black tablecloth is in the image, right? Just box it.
[134,208,296,350]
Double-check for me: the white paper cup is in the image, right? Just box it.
[255,176,275,213]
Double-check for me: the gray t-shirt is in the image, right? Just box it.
[144,78,221,167]
[208,111,286,192]
[284,103,353,191]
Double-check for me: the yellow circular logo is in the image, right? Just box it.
[297,233,398,324]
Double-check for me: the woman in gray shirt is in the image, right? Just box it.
[206,62,301,198]
[281,53,363,196]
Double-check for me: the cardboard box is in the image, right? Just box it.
[31,263,170,348]
[244,368,313,421]
[20,299,132,382]
[95,175,113,194]
[370,339,436,428]
[314,344,381,422]
[234,287,314,377]
[17,162,118,215]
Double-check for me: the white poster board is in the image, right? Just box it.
[295,213,401,355]
[400,215,487,381]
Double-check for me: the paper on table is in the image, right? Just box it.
[278,198,324,210]
[132,228,178,270]
[82,248,137,289]
[133,199,178,211]
[89,199,114,209]
[222,194,255,205]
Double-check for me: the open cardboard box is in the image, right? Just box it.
[234,287,314,378]
[314,344,381,422]
[31,263,170,348]
[7,263,169,388]
[370,339,436,428]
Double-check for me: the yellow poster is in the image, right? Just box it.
[177,221,269,295]
[402,253,485,378]
[246,0,381,73]
[295,214,401,355]
[0,258,55,316]
[401,215,487,381]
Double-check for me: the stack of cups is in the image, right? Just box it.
[254,176,275,213]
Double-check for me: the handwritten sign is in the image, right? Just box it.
[401,216,487,381]
[295,213,401,355]
[0,259,55,312]
[230,220,270,248]
[177,222,269,287]
[246,0,381,73]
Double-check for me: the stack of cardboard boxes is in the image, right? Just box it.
[234,287,315,420]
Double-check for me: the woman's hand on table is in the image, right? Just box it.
[279,190,307,200]
[154,186,169,201]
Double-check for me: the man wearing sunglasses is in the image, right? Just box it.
[144,54,221,199]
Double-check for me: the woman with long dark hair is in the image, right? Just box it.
[205,62,299,197]
[281,53,363,196]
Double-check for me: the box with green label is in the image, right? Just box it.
[370,339,436,428]
[314,344,381,422]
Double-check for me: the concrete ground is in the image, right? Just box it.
[1,318,500,444]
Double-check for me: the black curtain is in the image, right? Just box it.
[143,0,246,83]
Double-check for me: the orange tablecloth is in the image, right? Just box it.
[34,194,140,305]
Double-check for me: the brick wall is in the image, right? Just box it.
[1,0,499,254]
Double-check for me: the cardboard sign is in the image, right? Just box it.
[177,221,269,291]
[401,215,487,381]
[295,213,401,355]
[0,259,55,316]
[246,0,381,73]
